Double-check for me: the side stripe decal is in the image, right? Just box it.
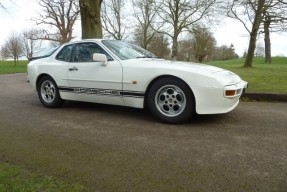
[58,86,145,98]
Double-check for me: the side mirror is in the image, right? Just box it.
[93,53,108,66]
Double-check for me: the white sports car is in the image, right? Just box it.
[27,39,247,123]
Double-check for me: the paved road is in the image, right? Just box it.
[0,73,286,192]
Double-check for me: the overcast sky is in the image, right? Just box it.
[1,0,287,57]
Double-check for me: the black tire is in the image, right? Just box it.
[37,76,64,108]
[148,77,194,123]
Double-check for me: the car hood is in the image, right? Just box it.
[127,58,225,74]
[123,58,242,85]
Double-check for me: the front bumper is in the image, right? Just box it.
[194,80,248,115]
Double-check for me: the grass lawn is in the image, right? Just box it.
[207,57,287,93]
[1,57,286,93]
[0,60,28,75]
[0,162,85,192]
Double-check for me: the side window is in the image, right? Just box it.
[73,43,113,62]
[56,45,73,62]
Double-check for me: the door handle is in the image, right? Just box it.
[69,67,78,71]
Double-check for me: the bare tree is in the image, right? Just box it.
[33,0,80,44]
[0,46,8,60]
[0,1,4,9]
[243,0,265,67]
[132,0,160,49]
[228,0,266,67]
[212,44,239,61]
[177,37,238,62]
[228,0,287,65]
[4,33,24,66]
[0,0,12,9]
[101,0,127,40]
[147,34,170,59]
[261,0,287,63]
[177,39,193,61]
[190,25,216,63]
[22,29,42,59]
[79,0,103,39]
[156,0,218,60]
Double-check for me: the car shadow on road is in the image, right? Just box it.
[60,101,228,125]
[61,101,157,121]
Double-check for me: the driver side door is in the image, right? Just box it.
[66,42,124,106]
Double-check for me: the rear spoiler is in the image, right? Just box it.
[28,55,49,62]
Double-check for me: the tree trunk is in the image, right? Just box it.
[171,38,178,61]
[264,19,272,64]
[143,25,150,50]
[244,0,265,67]
[79,0,103,39]
[171,29,179,61]
[244,34,257,67]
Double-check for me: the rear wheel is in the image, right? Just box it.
[148,77,194,123]
[37,76,64,108]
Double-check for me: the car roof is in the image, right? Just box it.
[67,39,103,45]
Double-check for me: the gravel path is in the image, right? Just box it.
[0,73,286,192]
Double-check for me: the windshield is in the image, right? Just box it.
[102,40,157,60]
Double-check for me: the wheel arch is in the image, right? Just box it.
[36,73,54,91]
[144,75,196,110]
[36,73,64,108]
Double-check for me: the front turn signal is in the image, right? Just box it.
[225,90,236,97]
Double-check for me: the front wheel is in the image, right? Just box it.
[37,76,64,108]
[148,77,195,124]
